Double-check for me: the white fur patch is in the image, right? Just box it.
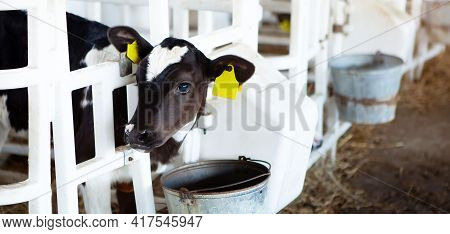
[125,124,134,133]
[146,45,189,81]
[110,166,133,183]
[83,44,120,66]
[154,161,175,175]
[80,99,92,108]
[0,95,11,150]
[82,166,132,214]
[0,95,9,128]
[81,45,120,109]
[79,87,91,108]
[172,119,196,142]
[81,176,113,214]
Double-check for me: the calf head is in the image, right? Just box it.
[108,26,255,152]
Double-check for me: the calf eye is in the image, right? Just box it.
[177,82,191,94]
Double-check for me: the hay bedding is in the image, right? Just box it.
[282,48,450,214]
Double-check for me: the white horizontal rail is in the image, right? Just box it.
[259,35,291,46]
[73,149,138,185]
[265,55,297,70]
[308,122,352,168]
[66,62,135,91]
[169,0,232,12]
[0,180,48,205]
[189,25,247,52]
[0,0,42,10]
[1,142,29,156]
[69,0,147,6]
[260,0,291,13]
[264,45,320,70]
[0,68,41,90]
[403,43,445,72]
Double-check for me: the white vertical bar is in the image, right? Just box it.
[330,0,346,56]
[28,84,52,214]
[409,0,423,16]
[390,0,407,12]
[130,152,156,214]
[328,0,349,163]
[197,11,214,53]
[86,2,102,22]
[172,7,190,39]
[51,0,81,213]
[320,0,332,39]
[123,4,132,25]
[198,11,214,35]
[407,0,423,80]
[327,97,340,165]
[54,88,80,214]
[148,0,170,45]
[26,2,52,214]
[414,28,429,80]
[232,0,260,51]
[313,0,332,142]
[27,6,44,69]
[310,0,320,47]
[92,83,116,159]
[289,0,310,88]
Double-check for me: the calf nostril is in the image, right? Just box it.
[137,131,150,143]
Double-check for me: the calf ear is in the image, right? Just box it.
[107,26,153,59]
[207,55,255,84]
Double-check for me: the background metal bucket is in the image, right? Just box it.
[329,53,404,124]
[161,158,271,214]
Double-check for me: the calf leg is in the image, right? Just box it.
[116,189,137,214]
[80,176,112,214]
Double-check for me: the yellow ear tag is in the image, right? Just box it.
[279,19,291,33]
[212,65,241,100]
[126,41,140,64]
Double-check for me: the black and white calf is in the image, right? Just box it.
[0,11,255,213]
[0,10,118,155]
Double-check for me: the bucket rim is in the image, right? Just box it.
[329,53,404,74]
[160,159,271,198]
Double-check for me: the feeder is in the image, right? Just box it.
[330,52,404,124]
[161,157,271,214]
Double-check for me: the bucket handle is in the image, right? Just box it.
[179,156,271,194]
[238,155,272,171]
[184,172,271,194]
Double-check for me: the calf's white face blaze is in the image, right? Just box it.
[146,45,189,81]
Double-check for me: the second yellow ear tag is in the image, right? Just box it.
[212,65,242,100]
[279,19,291,33]
[126,41,140,64]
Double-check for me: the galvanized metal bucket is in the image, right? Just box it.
[423,0,450,45]
[329,52,404,124]
[161,157,271,214]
